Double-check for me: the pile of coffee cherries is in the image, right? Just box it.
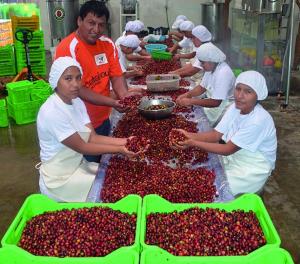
[101,157,216,203]
[146,208,266,256]
[126,136,149,153]
[19,207,136,257]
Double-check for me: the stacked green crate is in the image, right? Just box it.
[0,44,16,76]
[1,194,142,263]
[15,30,46,76]
[0,98,9,127]
[6,80,43,125]
[30,79,52,104]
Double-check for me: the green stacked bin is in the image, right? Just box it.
[14,30,46,76]
[0,44,16,76]
[140,194,282,259]
[0,98,9,127]
[140,246,294,264]
[6,80,50,125]
[1,194,142,264]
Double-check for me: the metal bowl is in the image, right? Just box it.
[138,99,175,120]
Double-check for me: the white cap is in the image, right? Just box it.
[119,34,141,48]
[172,18,185,30]
[196,42,226,63]
[49,56,82,90]
[235,70,268,100]
[179,21,195,32]
[175,15,187,21]
[125,20,144,33]
[192,25,212,42]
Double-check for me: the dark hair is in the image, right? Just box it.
[79,1,110,21]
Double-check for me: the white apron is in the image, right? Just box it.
[203,84,231,127]
[189,57,203,84]
[39,95,98,202]
[222,149,272,196]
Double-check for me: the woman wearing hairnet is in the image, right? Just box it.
[171,71,277,196]
[170,25,212,78]
[117,35,151,79]
[168,15,187,41]
[37,57,144,202]
[169,21,195,54]
[177,42,235,126]
[115,20,149,61]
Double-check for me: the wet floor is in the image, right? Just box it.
[0,96,300,262]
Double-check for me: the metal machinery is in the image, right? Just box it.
[46,0,80,46]
[230,0,295,96]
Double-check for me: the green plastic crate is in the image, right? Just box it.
[0,98,9,127]
[7,97,41,125]
[0,246,139,264]
[0,62,16,76]
[16,60,46,76]
[140,194,281,255]
[30,81,52,101]
[0,44,14,63]
[151,50,172,61]
[6,80,33,103]
[16,48,45,62]
[15,30,44,48]
[140,246,294,264]
[1,194,142,261]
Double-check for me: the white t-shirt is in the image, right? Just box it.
[37,94,91,162]
[115,36,142,53]
[215,103,277,169]
[178,36,193,49]
[200,62,235,100]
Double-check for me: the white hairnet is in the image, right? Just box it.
[125,20,144,33]
[192,25,212,42]
[175,15,187,21]
[235,70,268,100]
[49,56,82,90]
[119,34,141,48]
[179,21,195,32]
[196,42,226,63]
[172,18,185,30]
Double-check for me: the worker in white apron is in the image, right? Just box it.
[169,25,212,83]
[117,34,151,79]
[169,21,195,55]
[115,20,149,62]
[37,57,143,202]
[168,15,187,42]
[176,42,235,126]
[171,70,277,196]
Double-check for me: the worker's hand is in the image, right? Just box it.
[144,56,152,61]
[169,129,192,150]
[177,97,193,107]
[113,100,128,113]
[133,67,144,77]
[176,93,190,104]
[173,54,181,60]
[122,137,150,159]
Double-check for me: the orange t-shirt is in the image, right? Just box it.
[55,32,122,128]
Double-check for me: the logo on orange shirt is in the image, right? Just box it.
[95,53,108,66]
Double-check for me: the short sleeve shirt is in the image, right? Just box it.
[55,32,122,128]
[215,103,277,168]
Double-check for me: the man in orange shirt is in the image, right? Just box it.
[55,0,129,162]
